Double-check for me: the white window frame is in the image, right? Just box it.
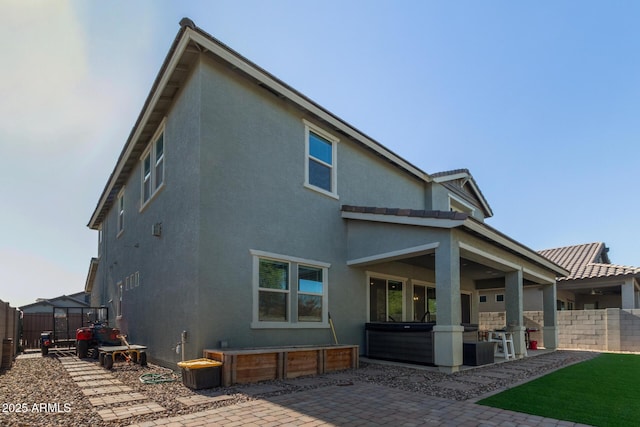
[140,121,166,211]
[366,272,407,322]
[251,249,330,329]
[448,193,476,215]
[479,295,487,303]
[303,120,339,199]
[116,281,123,318]
[496,293,505,302]
[116,188,125,237]
[98,224,103,257]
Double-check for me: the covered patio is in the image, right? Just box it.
[342,205,569,373]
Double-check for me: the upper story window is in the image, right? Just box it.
[304,120,338,199]
[116,281,123,318]
[449,194,475,215]
[251,249,330,328]
[98,224,103,256]
[141,123,165,208]
[116,188,125,236]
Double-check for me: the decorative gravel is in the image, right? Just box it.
[0,349,599,426]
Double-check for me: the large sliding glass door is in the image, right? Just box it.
[413,284,436,322]
[369,277,404,322]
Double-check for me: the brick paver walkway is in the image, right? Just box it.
[54,351,597,426]
[128,381,592,427]
[60,356,166,422]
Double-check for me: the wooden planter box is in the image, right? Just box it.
[203,344,359,386]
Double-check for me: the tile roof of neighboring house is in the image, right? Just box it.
[538,242,640,281]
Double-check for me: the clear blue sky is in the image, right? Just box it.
[1,1,639,307]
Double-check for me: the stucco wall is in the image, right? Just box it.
[92,61,203,365]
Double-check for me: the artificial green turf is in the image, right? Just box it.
[477,353,640,427]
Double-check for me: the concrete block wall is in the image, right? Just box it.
[557,309,607,351]
[618,309,640,352]
[481,309,640,352]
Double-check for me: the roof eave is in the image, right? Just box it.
[88,20,433,229]
[462,218,569,277]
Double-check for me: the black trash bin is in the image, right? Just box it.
[177,358,222,389]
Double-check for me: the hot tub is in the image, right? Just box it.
[365,323,479,365]
[365,322,436,365]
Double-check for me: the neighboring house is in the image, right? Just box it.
[84,18,567,372]
[478,242,640,312]
[540,242,640,310]
[20,292,89,314]
[20,292,90,348]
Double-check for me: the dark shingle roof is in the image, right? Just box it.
[538,242,640,281]
[430,168,471,178]
[341,205,469,220]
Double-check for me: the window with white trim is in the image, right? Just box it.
[496,294,504,302]
[116,189,125,236]
[304,120,338,198]
[116,281,123,317]
[141,125,165,206]
[251,250,329,328]
[258,258,289,322]
[298,265,323,322]
[449,194,475,215]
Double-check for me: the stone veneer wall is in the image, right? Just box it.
[480,309,640,352]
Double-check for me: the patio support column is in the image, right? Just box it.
[505,269,525,358]
[542,282,558,349]
[433,233,463,373]
[621,278,635,310]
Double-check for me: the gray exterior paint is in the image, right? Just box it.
[87,21,567,370]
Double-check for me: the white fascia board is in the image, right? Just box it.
[466,179,493,217]
[432,172,468,183]
[462,220,569,277]
[341,211,465,228]
[347,242,440,266]
[88,33,192,229]
[188,30,429,183]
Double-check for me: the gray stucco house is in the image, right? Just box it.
[85,18,568,372]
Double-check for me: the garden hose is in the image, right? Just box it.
[139,373,176,384]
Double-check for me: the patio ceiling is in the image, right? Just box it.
[399,254,541,284]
